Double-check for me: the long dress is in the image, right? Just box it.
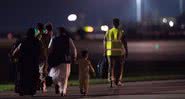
[18,37,41,95]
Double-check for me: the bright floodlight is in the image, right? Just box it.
[162,18,168,23]
[101,25,109,31]
[169,21,174,27]
[68,14,77,21]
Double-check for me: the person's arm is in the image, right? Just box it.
[48,37,54,54]
[104,31,108,55]
[12,43,22,56]
[88,60,96,77]
[88,60,95,73]
[69,38,77,61]
[122,31,128,58]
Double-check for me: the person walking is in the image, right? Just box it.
[104,18,128,87]
[49,27,77,96]
[17,28,42,96]
[35,23,50,93]
[77,50,95,96]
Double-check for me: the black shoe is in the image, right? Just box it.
[80,89,84,94]
[55,84,59,94]
[61,92,66,96]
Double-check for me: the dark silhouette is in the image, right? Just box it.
[45,23,54,38]
[104,18,128,87]
[48,27,77,96]
[17,28,42,96]
[8,35,23,93]
[77,27,86,40]
[35,23,50,93]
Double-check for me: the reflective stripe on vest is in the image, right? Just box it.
[105,28,125,56]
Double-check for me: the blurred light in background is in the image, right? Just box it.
[136,0,142,22]
[68,14,77,22]
[181,24,185,29]
[162,18,168,23]
[169,21,174,27]
[180,0,184,14]
[84,26,94,33]
[154,44,160,50]
[101,25,109,32]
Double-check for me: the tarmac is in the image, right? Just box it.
[1,79,185,99]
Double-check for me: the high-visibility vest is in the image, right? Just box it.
[105,27,125,56]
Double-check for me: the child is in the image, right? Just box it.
[77,50,95,96]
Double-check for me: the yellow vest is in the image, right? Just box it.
[105,28,125,56]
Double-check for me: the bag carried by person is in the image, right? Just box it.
[97,56,108,78]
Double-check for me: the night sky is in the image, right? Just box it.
[0,0,184,33]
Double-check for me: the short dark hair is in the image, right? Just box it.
[58,27,66,35]
[46,23,53,31]
[81,50,88,58]
[37,23,44,30]
[113,18,120,28]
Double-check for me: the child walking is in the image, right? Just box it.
[77,50,95,96]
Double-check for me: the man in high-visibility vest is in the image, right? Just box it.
[104,18,128,87]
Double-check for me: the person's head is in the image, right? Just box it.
[26,28,35,38]
[58,27,66,36]
[113,18,120,28]
[81,50,88,59]
[45,23,53,32]
[37,23,44,31]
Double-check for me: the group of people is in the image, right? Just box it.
[8,18,128,96]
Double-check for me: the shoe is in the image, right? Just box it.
[116,81,123,86]
[80,89,84,94]
[61,92,66,96]
[55,84,59,94]
[83,92,87,96]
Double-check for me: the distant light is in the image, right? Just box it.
[68,14,77,21]
[181,24,185,29]
[84,26,94,33]
[169,21,174,27]
[101,25,109,31]
[136,0,142,22]
[162,18,168,23]
[154,44,160,50]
